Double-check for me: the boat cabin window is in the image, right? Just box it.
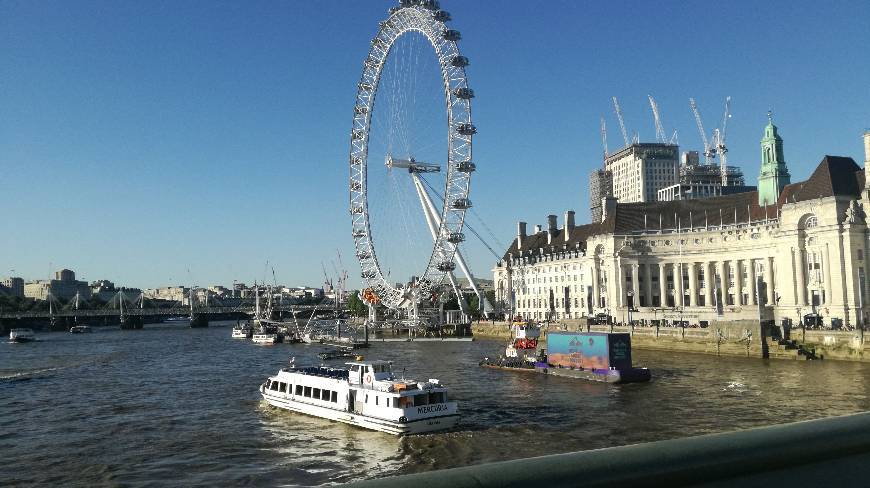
[331,391,338,403]
[375,395,379,406]
[265,380,272,390]
[321,389,330,401]
[313,388,321,399]
[304,386,312,397]
[414,393,440,405]
[295,385,303,396]
[270,381,280,391]
[279,382,287,393]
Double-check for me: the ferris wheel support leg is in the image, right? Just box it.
[413,175,470,315]
[413,174,484,317]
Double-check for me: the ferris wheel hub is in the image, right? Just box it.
[385,155,441,173]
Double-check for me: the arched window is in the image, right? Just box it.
[805,216,818,229]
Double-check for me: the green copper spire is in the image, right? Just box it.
[758,112,791,206]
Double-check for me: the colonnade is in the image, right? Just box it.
[607,257,783,309]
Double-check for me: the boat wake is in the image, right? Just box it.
[0,367,63,383]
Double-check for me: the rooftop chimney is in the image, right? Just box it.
[517,221,527,249]
[547,215,557,244]
[564,210,575,242]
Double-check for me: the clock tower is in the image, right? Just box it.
[758,113,791,206]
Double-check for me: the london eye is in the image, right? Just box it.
[348,1,482,316]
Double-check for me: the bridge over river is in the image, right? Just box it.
[0,304,323,320]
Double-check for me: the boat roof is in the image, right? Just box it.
[345,360,392,367]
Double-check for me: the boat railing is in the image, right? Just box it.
[290,366,350,380]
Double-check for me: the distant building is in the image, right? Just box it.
[55,269,76,282]
[208,285,230,298]
[144,286,189,304]
[657,147,755,202]
[1,277,24,297]
[24,269,91,301]
[90,280,117,302]
[604,143,679,203]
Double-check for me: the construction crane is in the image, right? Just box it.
[689,97,715,164]
[648,95,667,143]
[611,96,630,148]
[321,262,333,296]
[334,249,349,308]
[718,96,732,185]
[600,117,609,158]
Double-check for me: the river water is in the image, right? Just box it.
[3,322,870,486]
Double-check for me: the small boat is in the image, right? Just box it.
[260,360,459,435]
[69,325,92,334]
[232,322,254,339]
[165,316,189,322]
[9,328,36,343]
[317,348,361,361]
[252,332,279,345]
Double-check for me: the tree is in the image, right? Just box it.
[346,291,368,317]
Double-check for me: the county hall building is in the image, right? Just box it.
[493,120,870,329]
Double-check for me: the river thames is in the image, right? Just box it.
[3,322,870,486]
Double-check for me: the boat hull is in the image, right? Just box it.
[480,361,651,384]
[261,392,459,435]
[189,315,209,328]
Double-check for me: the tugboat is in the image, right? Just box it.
[260,359,459,435]
[9,328,36,343]
[511,320,541,349]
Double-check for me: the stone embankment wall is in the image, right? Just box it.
[472,321,870,362]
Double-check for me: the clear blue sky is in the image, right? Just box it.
[2,0,868,289]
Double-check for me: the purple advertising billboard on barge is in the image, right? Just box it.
[547,332,633,371]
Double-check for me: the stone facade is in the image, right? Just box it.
[495,128,870,330]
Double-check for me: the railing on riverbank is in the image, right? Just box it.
[345,412,870,487]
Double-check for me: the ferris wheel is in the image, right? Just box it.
[349,0,476,311]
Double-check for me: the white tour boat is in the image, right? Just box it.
[260,360,459,435]
[252,332,279,345]
[9,328,36,343]
[69,325,92,334]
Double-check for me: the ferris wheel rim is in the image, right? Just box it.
[348,3,474,310]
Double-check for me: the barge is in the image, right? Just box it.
[480,331,650,384]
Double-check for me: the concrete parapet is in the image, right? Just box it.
[344,412,870,488]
